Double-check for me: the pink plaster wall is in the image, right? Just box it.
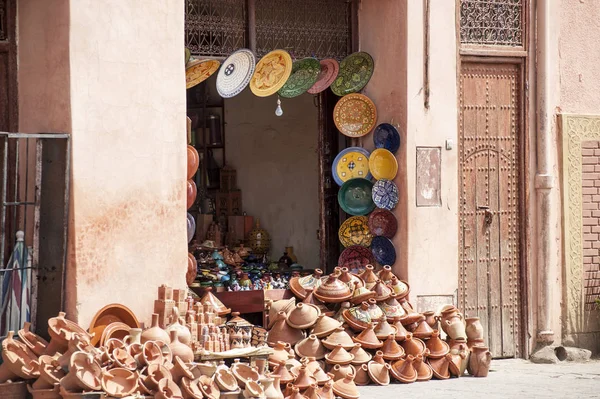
[65,0,187,328]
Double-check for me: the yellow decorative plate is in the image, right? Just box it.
[333,93,377,137]
[186,59,220,89]
[369,148,398,180]
[250,50,293,97]
[338,216,373,248]
[334,147,371,185]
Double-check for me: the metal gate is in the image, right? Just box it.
[458,62,522,358]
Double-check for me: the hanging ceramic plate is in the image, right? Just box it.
[278,57,321,98]
[186,59,220,89]
[333,93,377,138]
[331,52,374,96]
[216,49,256,98]
[338,245,375,274]
[307,59,340,94]
[332,147,371,186]
[187,212,196,243]
[250,50,293,97]
[368,209,398,238]
[372,179,399,210]
[338,216,373,248]
[369,148,398,180]
[185,48,191,66]
[338,178,375,216]
[371,236,396,266]
[373,123,401,154]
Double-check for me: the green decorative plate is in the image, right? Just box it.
[278,57,321,98]
[331,52,374,96]
[338,178,376,216]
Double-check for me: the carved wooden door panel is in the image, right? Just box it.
[459,63,522,358]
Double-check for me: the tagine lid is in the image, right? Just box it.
[324,344,355,365]
[426,330,450,358]
[428,354,452,380]
[321,327,355,350]
[342,302,371,331]
[295,334,327,360]
[370,280,392,302]
[332,373,360,399]
[286,303,321,330]
[373,318,398,340]
[367,362,391,386]
[414,354,433,381]
[199,288,231,316]
[349,343,372,365]
[389,354,417,383]
[310,314,343,338]
[289,269,324,300]
[314,275,352,303]
[380,334,405,360]
[412,316,434,339]
[351,323,383,349]
[400,333,427,356]
[350,281,376,304]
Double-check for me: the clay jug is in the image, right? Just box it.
[465,317,484,341]
[262,376,284,399]
[354,364,370,386]
[267,312,305,346]
[468,346,492,377]
[440,306,464,330]
[444,319,467,340]
[168,330,194,363]
[142,313,171,344]
[166,313,192,346]
[422,311,438,330]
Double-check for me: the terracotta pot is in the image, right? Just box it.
[354,364,370,386]
[314,275,352,303]
[338,268,365,289]
[390,354,417,383]
[388,276,410,299]
[60,351,102,392]
[180,376,204,399]
[444,319,468,340]
[138,340,163,366]
[310,314,342,338]
[349,281,375,305]
[332,372,359,399]
[267,312,305,346]
[413,354,433,382]
[231,359,260,388]
[357,265,378,289]
[351,323,382,349]
[328,364,355,382]
[324,344,355,365]
[425,330,450,358]
[167,357,194,384]
[243,380,265,399]
[349,343,371,365]
[32,355,64,390]
[376,265,395,284]
[448,338,470,375]
[112,348,137,370]
[428,353,456,380]
[286,303,320,330]
[303,383,320,399]
[391,316,409,341]
[263,376,284,399]
[370,280,392,302]
[321,327,355,350]
[166,316,192,346]
[378,294,405,321]
[373,318,397,340]
[292,364,316,390]
[101,368,138,398]
[468,346,492,377]
[465,317,484,341]
[308,362,330,385]
[215,368,239,392]
[187,145,200,180]
[412,315,434,339]
[0,331,40,382]
[143,363,172,393]
[142,313,171,344]
[155,378,183,399]
[167,330,194,363]
[400,333,426,357]
[423,311,439,330]
[272,361,295,385]
[269,341,292,368]
[282,385,302,399]
[380,334,404,360]
[288,269,323,300]
[371,351,385,365]
[26,383,60,399]
[342,302,371,331]
[295,335,326,360]
[366,298,384,321]
[467,338,486,349]
[440,306,463,328]
[302,288,327,312]
[18,322,49,357]
[366,361,391,386]
[318,380,335,399]
[199,375,220,399]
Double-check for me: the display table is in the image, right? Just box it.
[194,346,274,362]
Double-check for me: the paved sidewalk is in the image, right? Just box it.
[358,359,600,399]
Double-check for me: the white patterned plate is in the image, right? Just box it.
[217,49,256,98]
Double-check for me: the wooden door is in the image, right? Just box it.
[458,62,522,358]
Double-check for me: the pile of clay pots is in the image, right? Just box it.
[263,265,492,399]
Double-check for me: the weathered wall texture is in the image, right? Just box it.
[224,89,320,268]
[66,0,187,328]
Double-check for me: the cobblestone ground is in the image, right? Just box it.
[358,359,600,399]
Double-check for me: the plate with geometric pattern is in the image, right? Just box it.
[217,49,256,98]
[333,93,377,138]
[338,216,373,247]
[332,147,371,186]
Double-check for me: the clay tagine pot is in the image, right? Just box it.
[267,297,297,328]
[370,280,392,302]
[342,302,371,331]
[468,346,492,377]
[357,265,378,289]
[60,351,102,392]
[428,353,460,380]
[168,356,194,384]
[391,316,409,341]
[314,274,352,303]
[373,318,398,340]
[318,380,335,399]
[286,303,320,330]
[324,344,355,365]
[112,347,137,371]
[380,334,405,361]
[272,360,295,385]
[302,288,327,312]
[142,313,171,344]
[338,267,365,289]
[371,351,385,365]
[310,314,342,338]
[289,269,324,299]
[376,265,395,284]
[243,379,265,399]
[367,361,391,386]
[349,281,375,305]
[354,364,370,386]
[349,343,371,365]
[412,315,434,339]
[282,385,302,399]
[351,323,383,349]
[426,330,450,358]
[329,364,356,382]
[0,331,40,382]
[292,364,317,390]
[321,327,355,350]
[269,341,293,368]
[295,334,326,360]
[46,312,87,355]
[413,354,433,381]
[167,330,193,363]
[332,373,360,399]
[199,374,221,399]
[101,367,139,398]
[390,354,417,383]
[180,376,204,399]
[199,287,232,316]
[400,333,426,357]
[379,294,405,321]
[303,383,320,399]
[388,276,410,298]
[231,359,259,388]
[366,298,384,321]
[31,355,64,390]
[267,312,306,346]
[18,322,49,357]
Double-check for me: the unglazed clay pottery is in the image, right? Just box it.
[314,275,352,303]
[370,280,391,302]
[318,380,335,399]
[448,338,470,375]
[351,323,382,349]
[467,338,486,349]
[412,315,434,339]
[46,312,85,355]
[156,378,184,399]
[292,365,317,390]
[302,288,327,312]
[32,355,64,390]
[101,367,138,398]
[338,268,365,289]
[391,316,410,341]
[26,383,60,399]
[444,319,468,341]
[286,303,320,330]
[181,376,205,399]
[324,344,355,365]
[321,327,355,350]
[231,359,260,388]
[0,330,40,382]
[357,265,378,289]
[215,368,239,392]
[366,298,384,321]
[413,354,433,382]
[288,270,323,300]
[199,287,232,316]
[333,302,351,324]
[423,311,439,330]
[166,314,192,346]
[60,351,102,392]
[332,372,360,399]
[342,301,371,331]
[388,276,410,298]
[371,351,385,365]
[465,317,484,341]
[142,363,172,393]
[168,357,194,384]
[199,375,221,399]
[310,314,342,338]
[440,306,464,328]
[400,333,426,357]
[269,341,293,368]
[141,313,171,344]
[373,318,397,340]
[428,353,455,380]
[112,348,137,371]
[328,364,355,382]
[18,322,49,357]
[303,383,320,399]
[426,330,450,358]
[282,385,303,399]
[272,361,295,385]
[263,375,284,399]
[294,335,326,360]
[380,334,405,360]
[468,346,492,377]
[139,341,163,366]
[349,343,371,365]
[390,354,417,383]
[354,364,370,386]
[376,265,395,284]
[267,312,305,346]
[267,298,297,328]
[167,330,193,363]
[367,361,391,386]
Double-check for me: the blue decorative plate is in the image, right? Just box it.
[338,178,376,216]
[372,179,399,210]
[371,236,396,265]
[332,147,372,186]
[373,123,401,154]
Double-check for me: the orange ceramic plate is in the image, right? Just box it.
[333,93,377,138]
[88,304,140,347]
[187,145,199,180]
[250,50,293,97]
[186,59,221,89]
